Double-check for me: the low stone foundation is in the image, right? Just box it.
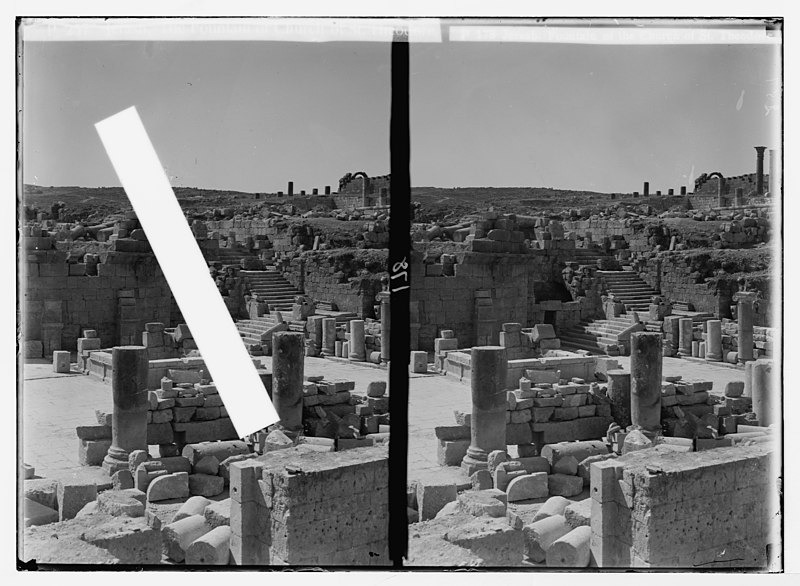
[590,443,778,568]
[229,445,389,566]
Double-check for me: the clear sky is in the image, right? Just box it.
[22,23,781,194]
[23,40,392,194]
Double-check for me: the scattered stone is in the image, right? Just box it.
[622,429,653,454]
[457,490,507,517]
[523,514,572,563]
[547,474,584,498]
[80,515,162,564]
[486,450,508,475]
[417,479,458,521]
[204,498,231,529]
[194,455,220,475]
[185,525,231,565]
[112,469,134,490]
[57,479,97,521]
[189,474,225,497]
[506,472,549,502]
[24,478,58,510]
[262,429,294,452]
[24,498,59,527]
[97,489,146,517]
[725,381,745,398]
[146,472,190,502]
[545,525,592,567]
[128,449,149,474]
[366,381,387,397]
[470,469,493,490]
[532,496,571,522]
[563,498,592,528]
[172,495,212,523]
[161,514,213,563]
[552,455,579,475]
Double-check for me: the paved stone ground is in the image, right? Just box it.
[21,353,745,485]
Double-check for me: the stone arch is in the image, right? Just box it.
[706,172,727,207]
[350,172,370,206]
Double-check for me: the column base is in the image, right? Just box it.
[102,447,130,475]
[705,353,722,362]
[349,354,367,362]
[461,447,490,477]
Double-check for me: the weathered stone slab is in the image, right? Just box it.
[506,472,549,502]
[146,472,189,502]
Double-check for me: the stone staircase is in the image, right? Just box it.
[235,314,288,353]
[558,315,644,355]
[571,247,620,269]
[216,246,258,266]
[597,270,659,312]
[240,268,302,312]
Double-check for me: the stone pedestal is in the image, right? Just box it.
[736,294,756,363]
[630,333,662,433]
[102,346,149,474]
[272,332,304,433]
[379,294,390,364]
[321,318,337,356]
[461,347,508,476]
[606,370,632,430]
[678,318,693,357]
[53,350,71,373]
[705,320,722,362]
[751,360,776,425]
[348,320,366,361]
[743,361,754,398]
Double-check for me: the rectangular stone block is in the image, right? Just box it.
[53,350,71,373]
[78,439,111,466]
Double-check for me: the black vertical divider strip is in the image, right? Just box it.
[388,33,410,566]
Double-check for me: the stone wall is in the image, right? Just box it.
[639,254,772,325]
[229,445,389,566]
[410,247,603,351]
[24,252,175,354]
[282,250,387,318]
[590,443,777,568]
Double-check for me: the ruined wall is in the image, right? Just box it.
[410,245,602,351]
[591,443,776,568]
[229,445,389,566]
[639,254,772,325]
[282,250,387,318]
[24,250,175,353]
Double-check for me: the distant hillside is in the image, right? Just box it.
[22,183,668,224]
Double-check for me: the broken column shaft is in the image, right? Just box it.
[271,332,304,433]
[751,359,776,426]
[737,293,756,363]
[755,146,767,195]
[461,346,508,475]
[348,319,366,361]
[705,320,722,362]
[102,346,149,474]
[606,370,632,430]
[678,318,693,357]
[321,318,336,356]
[630,332,662,433]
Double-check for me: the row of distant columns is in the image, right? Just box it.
[640,182,687,197]
[284,182,332,197]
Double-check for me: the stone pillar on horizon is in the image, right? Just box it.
[735,292,757,363]
[755,146,767,195]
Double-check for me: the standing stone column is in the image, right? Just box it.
[102,346,149,474]
[736,293,756,363]
[379,293,390,364]
[348,319,366,361]
[606,370,632,430]
[272,332,304,434]
[461,347,508,475]
[743,360,755,398]
[751,359,775,426]
[755,146,767,195]
[643,182,649,197]
[678,318,693,357]
[321,318,336,356]
[630,333,662,433]
[705,320,722,362]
